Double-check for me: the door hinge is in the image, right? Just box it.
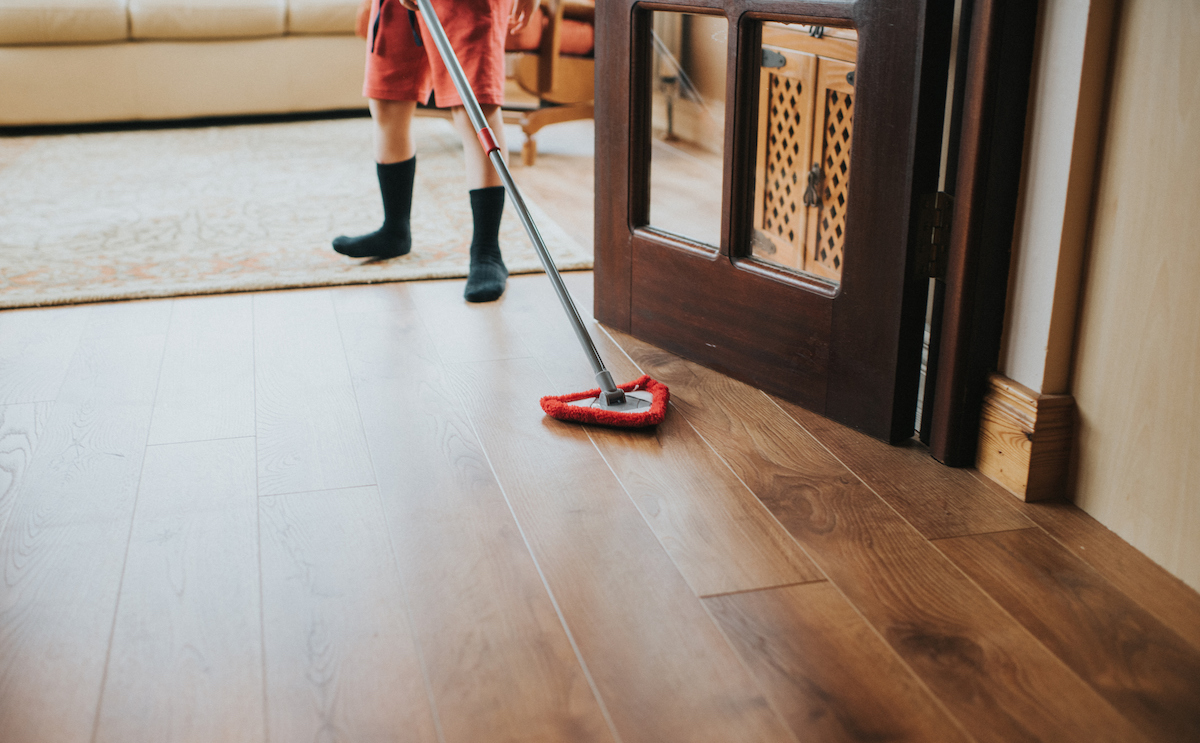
[914,191,953,280]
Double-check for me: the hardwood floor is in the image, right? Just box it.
[1,122,1199,742]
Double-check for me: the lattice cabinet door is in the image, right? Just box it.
[804,56,855,282]
[752,48,816,271]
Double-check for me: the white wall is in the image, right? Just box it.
[998,0,1113,394]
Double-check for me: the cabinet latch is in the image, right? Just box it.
[762,48,786,69]
[802,163,823,207]
[914,191,953,281]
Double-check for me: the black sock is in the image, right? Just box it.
[333,157,416,259]
[464,186,508,303]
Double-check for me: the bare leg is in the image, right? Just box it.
[371,98,418,163]
[451,105,507,188]
[331,98,419,258]
[451,104,509,301]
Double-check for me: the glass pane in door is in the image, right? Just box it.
[647,11,727,248]
[750,22,858,286]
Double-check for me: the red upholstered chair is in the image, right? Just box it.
[503,0,594,164]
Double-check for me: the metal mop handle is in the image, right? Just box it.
[413,0,625,404]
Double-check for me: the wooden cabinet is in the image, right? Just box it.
[752,25,858,283]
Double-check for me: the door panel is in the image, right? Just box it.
[595,0,953,442]
[751,46,816,272]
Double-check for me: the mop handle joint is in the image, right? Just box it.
[476,127,500,155]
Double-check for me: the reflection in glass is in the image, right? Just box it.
[751,23,858,285]
[648,12,727,247]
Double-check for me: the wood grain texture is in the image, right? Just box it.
[96,438,263,743]
[502,275,822,597]
[789,404,1036,539]
[975,373,1073,501]
[450,356,795,743]
[617,329,1033,540]
[334,284,614,743]
[148,293,255,445]
[0,312,166,743]
[1006,492,1200,653]
[260,487,439,743]
[706,582,971,743]
[0,403,51,540]
[253,288,373,496]
[937,527,1200,742]
[603,330,1149,743]
[407,279,532,364]
[0,304,88,404]
[588,411,823,597]
[84,297,174,338]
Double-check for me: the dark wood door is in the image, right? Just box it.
[594,0,953,442]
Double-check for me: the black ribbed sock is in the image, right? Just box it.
[463,186,508,303]
[333,157,415,259]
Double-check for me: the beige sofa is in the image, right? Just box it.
[0,0,368,126]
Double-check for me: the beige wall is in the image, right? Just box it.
[1071,0,1200,591]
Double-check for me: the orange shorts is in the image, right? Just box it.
[363,0,512,108]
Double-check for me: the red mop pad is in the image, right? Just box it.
[540,375,669,428]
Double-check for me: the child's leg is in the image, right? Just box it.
[333,98,419,259]
[452,105,509,302]
[372,98,418,163]
[450,104,506,189]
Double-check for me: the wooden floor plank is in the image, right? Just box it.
[0,403,52,540]
[84,297,174,338]
[96,438,263,743]
[705,582,971,743]
[260,486,439,743]
[588,413,823,597]
[450,356,796,743]
[606,331,1150,743]
[0,304,89,404]
[508,119,595,253]
[937,527,1200,743]
[993,489,1200,653]
[148,294,255,445]
[407,279,532,364]
[0,309,166,743]
[503,276,822,597]
[779,403,1034,539]
[334,284,615,743]
[253,288,373,496]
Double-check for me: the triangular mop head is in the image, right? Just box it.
[540,375,669,428]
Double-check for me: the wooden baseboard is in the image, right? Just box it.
[976,373,1074,502]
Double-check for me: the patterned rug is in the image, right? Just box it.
[0,117,591,309]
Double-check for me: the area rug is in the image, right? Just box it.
[0,117,591,309]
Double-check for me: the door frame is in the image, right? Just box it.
[594,0,954,441]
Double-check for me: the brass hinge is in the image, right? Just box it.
[914,191,953,280]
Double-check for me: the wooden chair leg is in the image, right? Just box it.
[522,136,538,166]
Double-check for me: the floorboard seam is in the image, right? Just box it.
[452,360,626,743]
[927,526,1040,542]
[332,287,448,743]
[698,579,829,600]
[89,299,174,743]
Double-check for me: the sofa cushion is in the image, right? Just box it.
[129,0,286,40]
[0,0,129,45]
[287,0,358,35]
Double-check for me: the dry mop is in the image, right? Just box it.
[415,0,668,427]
